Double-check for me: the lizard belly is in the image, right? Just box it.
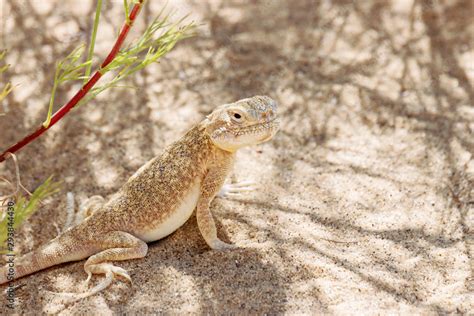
[137,182,201,242]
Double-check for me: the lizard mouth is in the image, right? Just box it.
[234,118,280,140]
[210,118,279,149]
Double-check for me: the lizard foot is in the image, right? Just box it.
[75,195,105,224]
[84,262,132,286]
[83,262,131,286]
[49,263,131,302]
[218,180,256,199]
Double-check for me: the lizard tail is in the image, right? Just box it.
[0,234,90,285]
[0,251,44,285]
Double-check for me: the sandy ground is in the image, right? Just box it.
[0,0,473,314]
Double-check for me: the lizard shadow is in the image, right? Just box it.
[6,209,289,314]
[111,213,289,314]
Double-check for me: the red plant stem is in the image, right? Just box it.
[0,0,144,163]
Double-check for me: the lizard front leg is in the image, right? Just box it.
[197,197,236,250]
[197,155,237,251]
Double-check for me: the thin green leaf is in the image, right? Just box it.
[0,175,61,253]
[44,44,89,127]
[84,0,102,84]
[76,8,195,107]
[0,82,13,102]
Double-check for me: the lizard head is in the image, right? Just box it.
[204,95,279,152]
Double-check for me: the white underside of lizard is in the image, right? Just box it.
[136,181,201,242]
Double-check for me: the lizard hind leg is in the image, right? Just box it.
[75,195,105,224]
[50,231,148,302]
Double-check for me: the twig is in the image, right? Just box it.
[318,237,364,244]
[0,153,21,203]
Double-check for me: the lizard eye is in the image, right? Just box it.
[231,112,243,122]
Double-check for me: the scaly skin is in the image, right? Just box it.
[0,95,279,299]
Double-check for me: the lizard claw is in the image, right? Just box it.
[210,239,237,251]
[111,266,132,284]
[84,271,92,286]
[218,181,256,198]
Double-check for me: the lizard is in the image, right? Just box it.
[0,95,279,300]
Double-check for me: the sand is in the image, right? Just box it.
[0,0,473,314]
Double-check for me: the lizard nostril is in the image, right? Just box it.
[261,110,275,122]
[268,109,275,118]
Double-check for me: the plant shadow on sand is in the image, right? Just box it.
[1,0,473,314]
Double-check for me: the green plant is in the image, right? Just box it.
[0,51,13,114]
[0,175,61,254]
[43,45,91,128]
[0,1,195,250]
[0,0,195,162]
[80,13,195,106]
[0,153,61,253]
[84,0,103,84]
